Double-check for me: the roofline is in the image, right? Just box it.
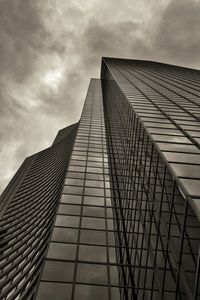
[101,56,200,72]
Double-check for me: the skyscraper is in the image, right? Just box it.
[0,58,200,300]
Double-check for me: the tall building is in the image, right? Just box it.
[0,58,200,300]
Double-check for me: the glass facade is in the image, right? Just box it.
[0,124,78,300]
[36,79,120,300]
[0,58,200,300]
[101,58,200,299]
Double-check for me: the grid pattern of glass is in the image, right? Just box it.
[0,125,77,300]
[36,79,121,300]
[101,58,200,299]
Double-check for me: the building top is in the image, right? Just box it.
[101,57,200,219]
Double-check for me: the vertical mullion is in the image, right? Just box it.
[142,150,160,297]
[161,180,176,297]
[150,164,167,299]
[175,199,188,298]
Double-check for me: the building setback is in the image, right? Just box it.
[0,58,200,300]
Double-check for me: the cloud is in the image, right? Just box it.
[154,0,200,68]
[0,0,85,192]
[0,0,200,192]
[79,0,169,72]
[82,20,150,68]
[0,0,46,80]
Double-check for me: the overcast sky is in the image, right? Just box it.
[1,0,200,192]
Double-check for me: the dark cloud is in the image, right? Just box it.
[0,0,45,80]
[0,0,84,192]
[154,0,200,68]
[81,20,151,69]
[0,0,200,192]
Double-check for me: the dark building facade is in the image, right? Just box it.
[0,58,200,300]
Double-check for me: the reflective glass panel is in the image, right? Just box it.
[42,261,74,282]
[76,263,107,284]
[36,282,72,300]
[47,242,76,260]
[51,227,78,243]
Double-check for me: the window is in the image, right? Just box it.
[111,288,120,300]
[82,206,105,217]
[67,171,85,179]
[63,185,83,195]
[87,161,103,168]
[42,261,74,282]
[80,229,106,245]
[61,194,82,204]
[109,247,117,263]
[170,163,200,178]
[68,166,85,172]
[86,167,103,174]
[107,219,114,230]
[86,173,104,181]
[78,245,106,262]
[81,217,105,230]
[65,178,84,186]
[37,282,72,300]
[85,180,104,188]
[152,134,190,144]
[51,227,78,243]
[179,178,200,196]
[110,266,120,285]
[108,232,116,246]
[84,196,104,206]
[74,285,108,300]
[47,242,76,260]
[58,204,81,215]
[55,215,79,227]
[76,263,107,284]
[163,152,200,164]
[70,160,86,167]
[157,143,199,153]
[106,208,113,218]
[85,188,104,197]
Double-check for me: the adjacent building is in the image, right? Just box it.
[0,58,200,300]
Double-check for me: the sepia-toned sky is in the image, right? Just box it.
[1,0,200,192]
